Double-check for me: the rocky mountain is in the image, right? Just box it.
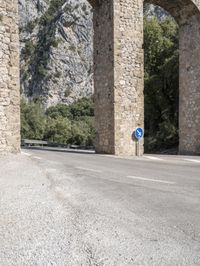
[18,1,168,108]
[19,0,93,108]
[144,4,169,20]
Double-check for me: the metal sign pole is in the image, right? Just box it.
[137,139,140,157]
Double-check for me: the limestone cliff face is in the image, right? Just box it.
[18,1,166,108]
[144,4,169,19]
[19,0,93,108]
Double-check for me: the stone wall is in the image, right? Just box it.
[179,14,200,154]
[93,1,115,154]
[113,0,144,155]
[93,0,144,155]
[0,0,20,153]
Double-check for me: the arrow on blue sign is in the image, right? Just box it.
[135,127,144,140]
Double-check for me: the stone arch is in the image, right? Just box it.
[145,0,200,154]
[0,0,200,155]
[92,0,200,155]
[146,0,200,24]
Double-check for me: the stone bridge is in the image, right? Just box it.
[0,0,200,155]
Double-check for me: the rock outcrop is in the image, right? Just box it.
[19,0,93,108]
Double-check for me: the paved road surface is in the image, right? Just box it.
[0,148,200,265]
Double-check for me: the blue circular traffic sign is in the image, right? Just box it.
[135,127,144,140]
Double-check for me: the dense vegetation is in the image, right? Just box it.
[144,17,179,152]
[21,16,179,152]
[21,97,95,147]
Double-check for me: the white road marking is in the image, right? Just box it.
[21,152,31,156]
[183,159,200,163]
[76,167,102,173]
[144,156,163,161]
[127,176,175,185]
[47,168,57,172]
[99,154,121,159]
[33,156,42,160]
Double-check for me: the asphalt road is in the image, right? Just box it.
[1,148,200,266]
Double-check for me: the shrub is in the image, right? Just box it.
[69,97,94,119]
[21,99,46,140]
[21,97,95,147]
[70,117,95,146]
[44,117,72,144]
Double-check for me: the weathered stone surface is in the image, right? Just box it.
[0,0,20,153]
[179,14,200,155]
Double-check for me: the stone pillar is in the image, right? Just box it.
[114,0,144,156]
[179,14,200,155]
[94,0,144,155]
[0,0,20,153]
[93,0,115,154]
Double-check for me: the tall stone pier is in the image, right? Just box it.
[93,0,144,155]
[179,12,200,155]
[91,0,200,155]
[0,0,20,153]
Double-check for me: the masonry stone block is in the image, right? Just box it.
[0,0,20,153]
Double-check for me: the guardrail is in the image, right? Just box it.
[21,139,94,150]
[21,139,48,146]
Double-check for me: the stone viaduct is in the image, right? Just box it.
[0,0,200,155]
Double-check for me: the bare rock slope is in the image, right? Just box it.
[19,0,93,108]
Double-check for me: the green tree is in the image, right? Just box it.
[45,97,95,146]
[46,104,72,120]
[21,99,46,140]
[21,96,96,147]
[44,117,72,144]
[69,97,94,119]
[70,117,95,146]
[144,16,179,152]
